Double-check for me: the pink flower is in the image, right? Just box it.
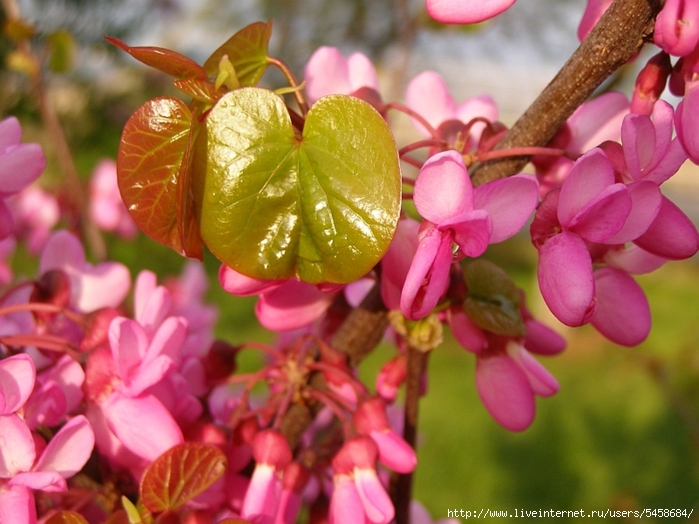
[304,47,380,105]
[406,71,498,147]
[5,185,59,253]
[39,230,131,313]
[0,354,36,416]
[0,117,46,241]
[577,0,613,41]
[630,52,673,116]
[401,151,538,319]
[88,159,137,238]
[329,436,394,524]
[675,76,699,163]
[425,0,517,25]
[654,0,699,57]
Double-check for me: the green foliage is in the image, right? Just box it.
[463,259,525,337]
[195,88,401,283]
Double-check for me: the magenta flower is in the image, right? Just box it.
[5,185,60,254]
[0,117,46,241]
[654,0,699,57]
[675,76,699,164]
[89,159,137,239]
[425,0,517,24]
[401,150,538,319]
[304,46,379,105]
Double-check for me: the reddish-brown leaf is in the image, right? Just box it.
[106,36,206,80]
[173,78,218,105]
[117,96,203,259]
[140,443,227,514]
[45,512,89,524]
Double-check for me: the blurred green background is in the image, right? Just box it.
[2,0,699,521]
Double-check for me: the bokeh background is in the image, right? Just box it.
[2,0,699,521]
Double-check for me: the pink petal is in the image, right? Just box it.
[633,195,699,259]
[104,392,183,462]
[558,149,616,228]
[523,319,566,356]
[475,353,535,432]
[590,267,650,346]
[33,415,94,477]
[0,143,46,197]
[474,174,539,243]
[354,467,395,524]
[675,81,699,163]
[330,475,365,524]
[75,260,131,312]
[414,151,473,224]
[0,201,13,240]
[566,92,628,154]
[654,0,699,57]
[537,231,595,327]
[511,346,559,397]
[455,95,499,143]
[0,117,22,150]
[219,264,284,296]
[369,429,417,474]
[347,53,379,93]
[381,218,420,310]
[577,0,613,41]
[426,0,517,24]
[39,230,85,274]
[9,471,66,492]
[400,226,453,320]
[0,414,35,477]
[0,354,36,414]
[0,485,36,524]
[304,47,352,103]
[406,71,455,134]
[109,318,149,383]
[602,180,661,244]
[46,355,85,414]
[241,463,280,522]
[255,280,334,331]
[568,183,631,243]
[448,307,488,354]
[604,244,668,275]
[443,209,492,257]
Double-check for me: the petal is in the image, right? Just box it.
[474,174,539,243]
[354,467,395,524]
[654,0,699,56]
[109,318,149,383]
[602,180,661,244]
[455,95,499,143]
[400,227,453,320]
[347,52,379,92]
[0,485,36,524]
[577,0,613,40]
[330,476,365,524]
[219,264,284,296]
[39,230,85,274]
[104,392,183,462]
[304,47,351,103]
[33,415,94,477]
[523,319,567,356]
[0,143,46,197]
[537,231,595,327]
[0,414,35,477]
[511,346,559,397]
[566,92,628,154]
[633,195,699,259]
[590,267,650,346]
[75,260,131,312]
[475,353,535,432]
[414,151,473,224]
[405,71,456,133]
[0,354,36,414]
[604,244,668,275]
[675,82,699,163]
[558,149,615,228]
[448,306,488,354]
[567,183,631,243]
[443,209,492,257]
[255,280,334,331]
[241,463,280,521]
[426,0,517,24]
[381,217,420,310]
[10,471,66,492]
[369,429,417,474]
[0,117,22,150]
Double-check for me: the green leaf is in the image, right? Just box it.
[203,21,273,86]
[117,96,203,259]
[140,443,227,513]
[463,259,526,337]
[195,88,401,283]
[106,36,206,80]
[45,512,89,524]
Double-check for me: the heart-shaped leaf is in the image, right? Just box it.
[463,259,525,337]
[117,96,203,259]
[140,443,227,513]
[106,36,206,80]
[195,88,401,283]
[203,21,273,86]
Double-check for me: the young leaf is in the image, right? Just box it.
[45,512,89,524]
[106,36,206,80]
[463,259,526,337]
[202,21,273,86]
[139,443,227,513]
[117,96,203,259]
[194,88,401,284]
[173,78,218,105]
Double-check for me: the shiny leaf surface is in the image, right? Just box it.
[140,443,227,513]
[117,96,203,259]
[45,512,89,524]
[195,88,401,283]
[106,36,206,79]
[463,259,525,337]
[203,21,273,86]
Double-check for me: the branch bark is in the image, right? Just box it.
[470,0,664,186]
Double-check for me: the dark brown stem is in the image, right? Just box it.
[470,0,663,185]
[392,344,429,524]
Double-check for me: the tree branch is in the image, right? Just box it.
[470,0,663,185]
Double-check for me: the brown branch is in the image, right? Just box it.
[470,0,663,186]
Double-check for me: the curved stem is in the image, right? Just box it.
[268,56,310,115]
[385,102,441,141]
